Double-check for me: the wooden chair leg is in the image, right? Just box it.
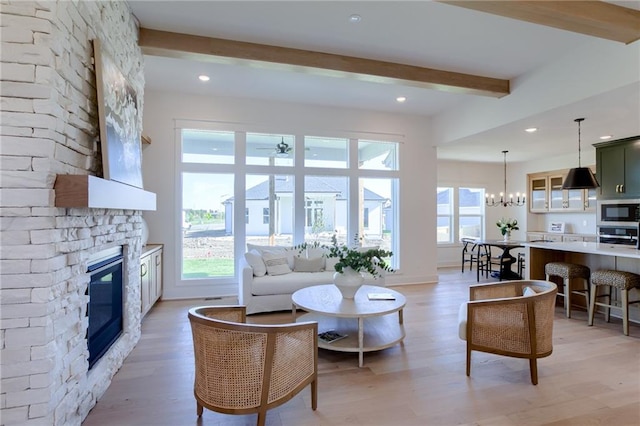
[466,344,471,377]
[622,289,629,336]
[257,410,267,426]
[529,358,538,385]
[311,379,317,410]
[588,283,597,326]
[565,278,571,318]
[605,287,611,323]
[196,402,203,417]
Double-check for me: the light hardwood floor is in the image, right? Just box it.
[82,268,640,426]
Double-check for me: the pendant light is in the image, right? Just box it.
[562,118,599,189]
[486,150,525,207]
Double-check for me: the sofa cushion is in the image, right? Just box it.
[262,251,292,276]
[325,256,339,272]
[247,244,295,269]
[306,246,327,267]
[294,256,324,273]
[244,250,267,277]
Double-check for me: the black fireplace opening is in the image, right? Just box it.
[86,247,124,369]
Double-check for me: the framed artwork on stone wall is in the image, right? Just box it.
[93,39,143,189]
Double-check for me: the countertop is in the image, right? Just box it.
[525,241,640,259]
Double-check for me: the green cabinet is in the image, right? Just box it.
[595,137,640,199]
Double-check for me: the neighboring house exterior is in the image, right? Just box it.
[223,176,390,237]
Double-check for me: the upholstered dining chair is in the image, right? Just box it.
[458,280,557,385]
[188,305,318,426]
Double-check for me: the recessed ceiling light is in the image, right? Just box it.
[349,14,361,23]
[396,96,406,103]
[198,75,210,82]
[525,127,538,133]
[599,135,612,140]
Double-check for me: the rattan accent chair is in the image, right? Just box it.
[188,305,318,426]
[458,280,558,385]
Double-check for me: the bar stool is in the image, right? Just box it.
[588,270,640,336]
[545,262,590,318]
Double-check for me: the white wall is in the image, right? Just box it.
[142,91,438,299]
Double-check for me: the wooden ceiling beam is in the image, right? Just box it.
[440,1,640,44]
[138,28,510,98]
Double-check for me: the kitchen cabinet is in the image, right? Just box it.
[141,244,163,317]
[529,176,549,212]
[528,169,595,213]
[595,137,640,199]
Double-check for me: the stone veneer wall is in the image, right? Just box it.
[1,1,145,424]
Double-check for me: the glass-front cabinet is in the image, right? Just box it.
[529,176,548,212]
[548,175,564,210]
[528,168,596,213]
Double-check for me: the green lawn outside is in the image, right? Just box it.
[182,258,234,278]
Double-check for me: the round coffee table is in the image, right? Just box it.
[291,284,406,367]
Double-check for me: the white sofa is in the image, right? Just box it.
[239,245,385,315]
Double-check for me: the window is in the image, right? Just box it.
[436,186,485,244]
[304,136,348,168]
[178,127,401,286]
[459,187,484,239]
[437,187,453,243]
[304,176,348,245]
[358,140,398,170]
[181,172,235,278]
[363,207,369,228]
[182,130,234,164]
[305,200,324,228]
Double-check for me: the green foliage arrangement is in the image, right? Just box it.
[296,234,393,278]
[496,218,519,236]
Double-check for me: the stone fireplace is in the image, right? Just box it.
[0,2,149,425]
[86,246,124,369]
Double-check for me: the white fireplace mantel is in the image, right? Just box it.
[54,175,157,211]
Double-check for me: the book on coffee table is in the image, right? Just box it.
[318,330,347,344]
[367,293,396,300]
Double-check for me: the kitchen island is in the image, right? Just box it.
[525,241,640,322]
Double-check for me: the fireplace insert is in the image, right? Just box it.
[87,247,123,369]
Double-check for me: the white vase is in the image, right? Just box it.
[333,267,365,299]
[503,231,511,242]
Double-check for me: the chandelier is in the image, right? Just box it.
[486,150,526,207]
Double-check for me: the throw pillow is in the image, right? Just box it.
[325,256,339,272]
[305,247,327,270]
[523,286,536,297]
[294,256,324,273]
[244,250,267,277]
[246,244,295,269]
[262,251,292,276]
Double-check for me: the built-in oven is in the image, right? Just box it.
[597,199,640,227]
[598,225,639,247]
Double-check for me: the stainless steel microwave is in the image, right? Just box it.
[597,199,640,226]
